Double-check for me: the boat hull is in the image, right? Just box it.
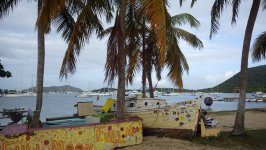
[125,99,201,139]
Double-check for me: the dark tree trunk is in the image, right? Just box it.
[232,0,260,135]
[147,68,154,98]
[142,19,146,98]
[32,0,45,128]
[146,43,154,98]
[116,0,127,119]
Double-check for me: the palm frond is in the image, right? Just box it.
[179,0,183,6]
[190,0,197,7]
[37,0,66,33]
[210,0,231,39]
[102,1,143,85]
[125,36,141,86]
[53,7,75,42]
[98,27,114,39]
[60,2,105,79]
[126,45,141,85]
[231,0,241,24]
[0,0,21,19]
[104,15,120,85]
[252,32,266,62]
[179,0,197,7]
[166,37,189,88]
[173,28,203,49]
[37,0,113,38]
[142,0,167,66]
[263,0,266,10]
[171,13,200,28]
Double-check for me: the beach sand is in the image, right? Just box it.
[119,109,266,150]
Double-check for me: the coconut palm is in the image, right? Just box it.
[37,0,169,118]
[98,1,148,113]
[165,12,203,86]
[252,32,266,61]
[103,0,169,117]
[209,0,263,135]
[126,12,203,97]
[0,0,49,127]
[101,2,203,99]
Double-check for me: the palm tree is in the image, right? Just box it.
[165,12,203,87]
[31,1,46,128]
[209,0,262,135]
[252,32,266,61]
[114,0,167,118]
[113,0,169,117]
[101,3,203,100]
[0,0,49,127]
[116,0,127,118]
[126,12,203,97]
[38,0,169,118]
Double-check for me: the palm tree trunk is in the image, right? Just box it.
[232,0,260,135]
[146,43,154,98]
[116,0,127,119]
[147,68,154,98]
[32,0,45,128]
[142,19,146,98]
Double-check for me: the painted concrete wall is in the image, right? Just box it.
[0,118,142,150]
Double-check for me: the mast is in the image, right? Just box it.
[32,74,34,92]
[20,64,23,93]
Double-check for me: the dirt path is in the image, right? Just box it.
[119,110,266,150]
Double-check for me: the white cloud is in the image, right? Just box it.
[205,70,238,86]
[224,71,237,80]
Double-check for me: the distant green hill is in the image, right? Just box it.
[209,65,266,93]
[25,85,83,93]
[92,88,117,93]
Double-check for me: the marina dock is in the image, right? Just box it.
[223,97,266,102]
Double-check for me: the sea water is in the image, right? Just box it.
[0,93,266,125]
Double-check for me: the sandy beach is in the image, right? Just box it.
[119,109,266,150]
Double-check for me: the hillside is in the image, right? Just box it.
[210,65,266,93]
[25,85,83,93]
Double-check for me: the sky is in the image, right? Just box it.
[0,0,266,91]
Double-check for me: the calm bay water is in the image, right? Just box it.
[1,93,266,125]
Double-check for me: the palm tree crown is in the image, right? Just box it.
[252,32,266,61]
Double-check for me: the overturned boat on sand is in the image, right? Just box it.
[110,97,202,139]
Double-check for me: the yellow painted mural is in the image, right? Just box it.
[127,100,200,130]
[0,118,142,150]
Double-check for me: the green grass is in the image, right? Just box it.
[193,129,266,149]
[91,113,115,122]
[208,111,236,116]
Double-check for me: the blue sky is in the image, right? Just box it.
[0,0,266,91]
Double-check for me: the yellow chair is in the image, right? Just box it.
[200,119,220,137]
[102,98,114,113]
